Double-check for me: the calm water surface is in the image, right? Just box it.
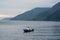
[0,21,60,40]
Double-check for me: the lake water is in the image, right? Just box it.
[0,21,60,40]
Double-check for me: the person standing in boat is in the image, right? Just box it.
[27,26,34,31]
[27,26,30,30]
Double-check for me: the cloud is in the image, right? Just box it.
[0,14,10,18]
[0,8,31,17]
[0,0,60,17]
[0,0,60,8]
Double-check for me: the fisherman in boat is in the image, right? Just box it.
[27,26,30,30]
[23,26,34,32]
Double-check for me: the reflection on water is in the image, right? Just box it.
[0,21,60,40]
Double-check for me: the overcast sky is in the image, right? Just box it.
[0,0,60,18]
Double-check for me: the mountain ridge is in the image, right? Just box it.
[32,2,60,21]
[11,7,50,20]
[11,2,60,21]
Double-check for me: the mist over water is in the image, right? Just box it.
[0,21,60,40]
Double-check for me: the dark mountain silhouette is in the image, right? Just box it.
[45,9,60,21]
[2,17,12,20]
[11,8,50,20]
[32,2,60,21]
[11,2,60,21]
[45,2,60,21]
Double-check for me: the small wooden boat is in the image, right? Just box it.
[23,29,34,33]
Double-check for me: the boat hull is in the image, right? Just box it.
[24,29,34,33]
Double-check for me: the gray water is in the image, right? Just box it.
[0,21,60,40]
